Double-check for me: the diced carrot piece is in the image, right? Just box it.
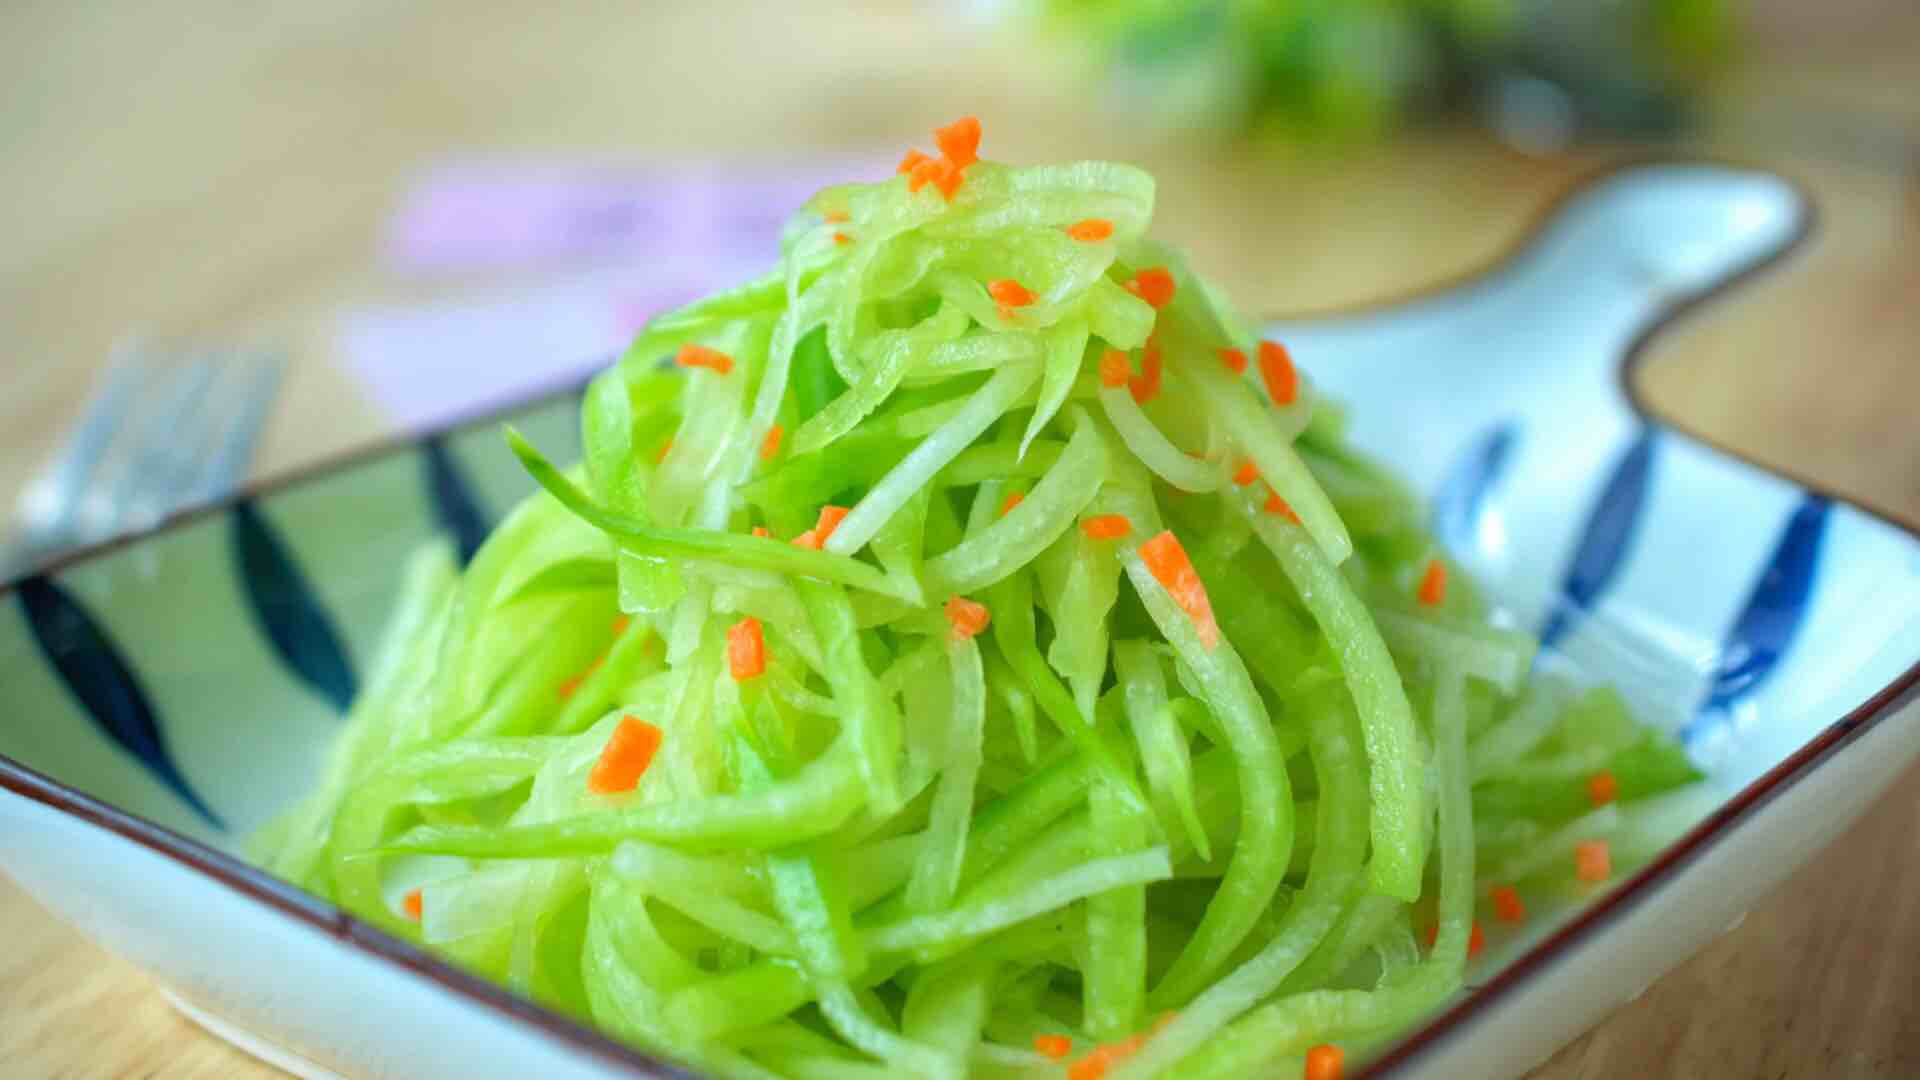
[727,616,765,681]
[655,438,674,464]
[1232,459,1259,486]
[898,148,931,175]
[1470,920,1486,957]
[1264,491,1301,523]
[1304,1043,1344,1080]
[1066,218,1114,241]
[1081,514,1131,540]
[944,596,992,641]
[999,491,1025,517]
[791,505,850,550]
[752,525,771,539]
[911,156,962,199]
[557,654,605,700]
[1575,840,1612,883]
[1219,347,1248,374]
[1587,770,1619,806]
[1099,348,1131,387]
[611,615,632,635]
[1124,267,1176,309]
[760,424,784,461]
[587,716,664,795]
[988,279,1037,308]
[1068,1031,1150,1080]
[833,232,851,246]
[1139,530,1218,649]
[824,209,850,223]
[1491,884,1527,924]
[930,159,964,199]
[1417,559,1447,606]
[676,343,734,375]
[1129,345,1163,405]
[402,888,423,921]
[933,115,982,169]
[1257,339,1297,406]
[1034,1034,1073,1061]
[814,505,849,544]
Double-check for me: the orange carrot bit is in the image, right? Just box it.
[611,615,633,636]
[1257,339,1297,406]
[1128,344,1163,405]
[1081,514,1132,541]
[933,115,982,169]
[1099,348,1131,388]
[988,279,1038,308]
[815,505,849,544]
[832,232,852,246]
[1587,770,1619,807]
[1066,218,1114,242]
[792,504,851,550]
[910,156,962,199]
[898,148,931,175]
[1574,840,1612,883]
[1219,347,1248,374]
[759,423,784,461]
[1139,530,1219,649]
[999,490,1025,517]
[1034,1034,1073,1061]
[1068,1031,1150,1080]
[944,596,992,641]
[1304,1043,1344,1080]
[1469,920,1486,958]
[1491,884,1527,925]
[1417,558,1447,607]
[1264,491,1302,524]
[676,343,735,376]
[1124,267,1176,309]
[558,654,605,700]
[402,888,423,922]
[587,716,664,795]
[655,438,674,465]
[728,616,766,681]
[824,209,850,223]
[751,525,771,539]
[1232,458,1260,486]
[1424,923,1438,950]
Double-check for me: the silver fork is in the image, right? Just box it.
[4,340,286,581]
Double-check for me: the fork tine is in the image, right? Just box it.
[76,358,218,545]
[14,343,152,549]
[189,347,285,506]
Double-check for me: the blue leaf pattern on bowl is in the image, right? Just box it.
[423,434,491,565]
[14,576,225,829]
[1687,493,1831,740]
[1540,426,1658,647]
[230,500,358,713]
[1431,420,1519,555]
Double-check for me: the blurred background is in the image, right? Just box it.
[2,0,1917,1076]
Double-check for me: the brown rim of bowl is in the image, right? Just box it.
[1,153,1916,1079]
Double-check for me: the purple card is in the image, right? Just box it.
[382,155,887,274]
[342,154,885,431]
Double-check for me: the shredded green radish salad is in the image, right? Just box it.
[255,118,1701,1079]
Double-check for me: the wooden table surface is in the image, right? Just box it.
[3,3,1917,1077]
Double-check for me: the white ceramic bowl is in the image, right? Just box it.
[2,162,1916,1079]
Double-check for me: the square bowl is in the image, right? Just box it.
[2,161,1916,1079]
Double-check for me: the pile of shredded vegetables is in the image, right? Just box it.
[255,118,1700,1079]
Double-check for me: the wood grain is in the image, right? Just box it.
[2,3,1916,1077]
